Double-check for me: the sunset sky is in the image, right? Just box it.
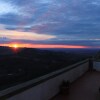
[0,0,100,48]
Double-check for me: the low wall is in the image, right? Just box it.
[0,59,89,100]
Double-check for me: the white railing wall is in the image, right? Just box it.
[0,59,89,100]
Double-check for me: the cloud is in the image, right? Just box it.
[0,0,100,47]
[0,1,22,16]
[0,29,56,41]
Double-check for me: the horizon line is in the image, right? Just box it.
[0,43,98,49]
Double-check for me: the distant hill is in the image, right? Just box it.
[0,46,14,55]
[40,48,99,55]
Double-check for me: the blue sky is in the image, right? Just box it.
[0,0,100,48]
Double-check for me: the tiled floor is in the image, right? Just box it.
[51,71,100,100]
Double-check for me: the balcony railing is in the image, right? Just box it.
[0,59,90,100]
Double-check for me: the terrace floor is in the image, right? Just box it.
[51,71,100,100]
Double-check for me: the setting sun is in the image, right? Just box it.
[12,44,19,49]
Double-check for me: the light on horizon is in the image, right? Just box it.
[0,43,91,49]
[12,44,19,49]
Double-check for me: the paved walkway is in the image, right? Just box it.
[51,71,100,100]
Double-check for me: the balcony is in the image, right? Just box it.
[0,58,100,100]
[52,71,100,100]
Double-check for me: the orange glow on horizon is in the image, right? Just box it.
[12,44,19,49]
[0,43,90,49]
